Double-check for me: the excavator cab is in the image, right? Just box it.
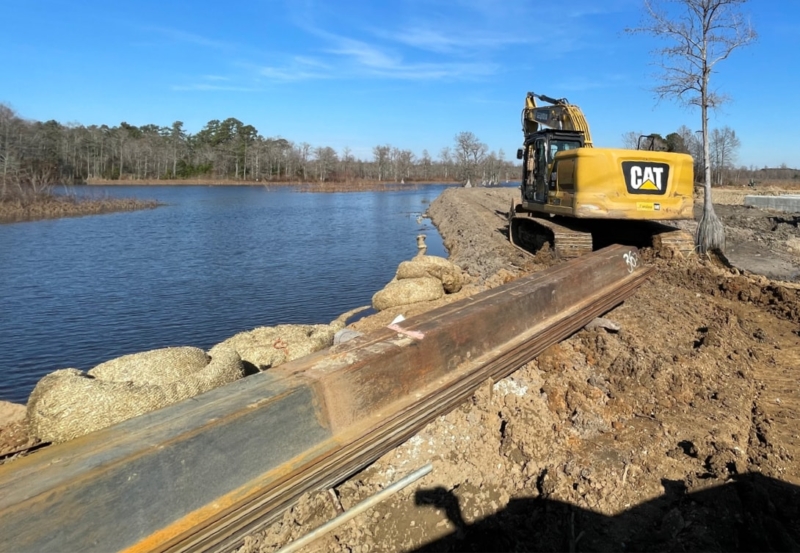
[637,134,668,151]
[521,129,585,204]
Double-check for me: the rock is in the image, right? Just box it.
[584,317,621,333]
[26,346,244,444]
[372,277,444,311]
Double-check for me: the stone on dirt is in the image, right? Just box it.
[744,194,800,213]
[584,317,621,333]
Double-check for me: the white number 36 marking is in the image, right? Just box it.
[623,251,638,273]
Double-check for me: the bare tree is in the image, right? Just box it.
[438,147,452,180]
[340,146,353,182]
[372,145,390,181]
[0,104,21,198]
[299,142,311,182]
[313,146,338,182]
[396,149,414,182]
[710,126,740,185]
[453,131,487,185]
[627,0,756,254]
[420,149,432,181]
[621,131,644,149]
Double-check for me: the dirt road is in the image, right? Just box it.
[241,187,800,552]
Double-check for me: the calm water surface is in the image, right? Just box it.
[0,184,452,403]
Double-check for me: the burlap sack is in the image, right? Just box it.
[210,323,338,371]
[27,346,244,444]
[395,255,463,293]
[372,277,444,311]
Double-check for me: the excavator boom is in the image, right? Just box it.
[522,92,593,147]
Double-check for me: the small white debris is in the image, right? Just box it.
[584,317,621,333]
[493,378,528,397]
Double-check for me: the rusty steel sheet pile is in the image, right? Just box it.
[0,245,651,553]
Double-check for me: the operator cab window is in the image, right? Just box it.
[549,140,582,162]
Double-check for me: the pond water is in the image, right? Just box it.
[0,184,453,403]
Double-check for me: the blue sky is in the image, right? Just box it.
[1,0,796,168]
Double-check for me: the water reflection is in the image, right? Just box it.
[0,184,451,403]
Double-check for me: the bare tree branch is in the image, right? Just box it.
[626,0,756,254]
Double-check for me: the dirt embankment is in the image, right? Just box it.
[238,188,800,552]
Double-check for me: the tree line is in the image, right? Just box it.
[0,103,519,201]
[622,125,798,186]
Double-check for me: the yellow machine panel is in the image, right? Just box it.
[522,148,695,220]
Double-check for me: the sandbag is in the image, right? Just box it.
[210,324,337,370]
[27,346,244,444]
[372,277,444,311]
[396,255,463,293]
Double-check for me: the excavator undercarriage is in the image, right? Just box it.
[508,200,696,259]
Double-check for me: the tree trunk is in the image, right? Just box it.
[695,60,725,255]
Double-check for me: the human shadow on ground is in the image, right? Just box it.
[412,472,799,552]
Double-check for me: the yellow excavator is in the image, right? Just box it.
[509,92,695,258]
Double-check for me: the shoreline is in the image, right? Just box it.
[0,195,161,224]
[0,180,468,223]
[86,177,464,191]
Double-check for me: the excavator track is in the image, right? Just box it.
[650,227,696,257]
[508,203,593,259]
[508,201,696,259]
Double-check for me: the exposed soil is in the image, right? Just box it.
[237,187,800,553]
[2,187,799,552]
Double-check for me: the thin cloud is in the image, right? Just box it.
[324,35,401,69]
[144,26,232,50]
[313,29,497,80]
[245,23,498,83]
[257,65,330,83]
[372,26,534,54]
[170,83,258,92]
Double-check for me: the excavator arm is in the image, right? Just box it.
[522,92,593,147]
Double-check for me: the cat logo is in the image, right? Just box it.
[622,161,670,195]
